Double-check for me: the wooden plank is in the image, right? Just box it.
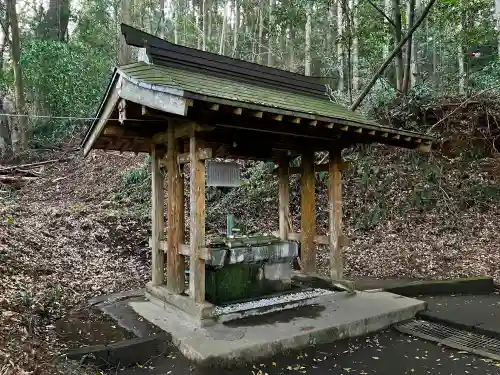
[178,148,212,164]
[151,145,165,286]
[300,151,316,274]
[103,125,125,136]
[189,132,206,303]
[166,123,185,294]
[153,123,214,144]
[278,154,290,241]
[179,244,211,260]
[273,163,329,175]
[119,78,188,116]
[287,232,329,245]
[329,148,343,280]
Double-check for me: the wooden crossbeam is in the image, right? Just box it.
[178,148,212,164]
[271,232,351,247]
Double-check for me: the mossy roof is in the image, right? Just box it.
[118,62,384,129]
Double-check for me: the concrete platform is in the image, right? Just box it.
[129,290,426,365]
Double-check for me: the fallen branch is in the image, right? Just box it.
[0,157,72,173]
[0,175,38,183]
[364,0,396,29]
[350,0,437,111]
[426,83,500,134]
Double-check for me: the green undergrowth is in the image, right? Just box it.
[115,145,500,236]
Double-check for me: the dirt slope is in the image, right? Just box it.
[0,151,150,375]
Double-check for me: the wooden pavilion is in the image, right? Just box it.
[82,24,434,321]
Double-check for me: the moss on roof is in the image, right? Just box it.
[119,62,378,127]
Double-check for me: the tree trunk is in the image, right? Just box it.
[0,96,12,156]
[37,0,70,41]
[195,0,201,49]
[350,0,437,111]
[219,1,227,55]
[232,0,240,57]
[496,0,500,56]
[458,6,467,95]
[392,0,403,91]
[288,26,296,72]
[0,10,9,72]
[383,0,391,58]
[326,2,335,63]
[267,0,275,67]
[174,0,180,44]
[158,0,166,38]
[304,2,312,76]
[6,0,29,152]
[401,0,415,94]
[337,0,344,93]
[207,0,212,49]
[410,0,421,88]
[202,0,207,51]
[352,0,359,91]
[345,0,353,102]
[119,0,133,64]
[257,0,264,64]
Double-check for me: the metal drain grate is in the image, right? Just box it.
[396,320,500,361]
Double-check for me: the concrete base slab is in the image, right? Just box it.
[129,291,426,365]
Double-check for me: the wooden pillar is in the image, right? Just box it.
[166,124,185,293]
[151,145,165,286]
[329,149,343,280]
[278,154,290,241]
[300,151,316,274]
[189,132,206,303]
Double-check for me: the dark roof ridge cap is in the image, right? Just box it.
[120,23,333,84]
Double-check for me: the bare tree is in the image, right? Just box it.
[410,0,421,88]
[119,0,133,64]
[304,2,312,76]
[392,0,403,91]
[257,0,264,64]
[267,0,275,67]
[36,0,70,41]
[6,0,29,152]
[219,0,228,54]
[401,0,415,94]
[351,0,359,91]
[0,95,12,156]
[232,0,240,57]
[496,0,500,56]
[337,0,344,93]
